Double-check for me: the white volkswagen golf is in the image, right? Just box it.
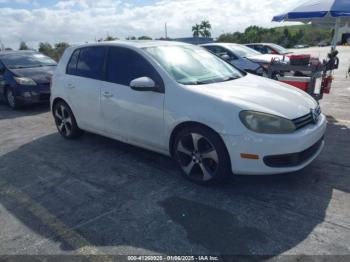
[51,41,326,184]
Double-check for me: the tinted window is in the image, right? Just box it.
[76,47,107,80]
[66,49,80,75]
[204,46,237,60]
[106,47,162,87]
[254,45,270,54]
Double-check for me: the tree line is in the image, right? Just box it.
[217,25,333,48]
[5,23,333,61]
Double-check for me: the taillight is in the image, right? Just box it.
[323,75,333,94]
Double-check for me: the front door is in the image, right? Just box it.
[101,47,165,150]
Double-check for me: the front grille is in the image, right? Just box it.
[292,106,321,130]
[263,137,324,168]
[292,113,314,130]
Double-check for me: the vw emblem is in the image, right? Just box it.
[311,106,321,124]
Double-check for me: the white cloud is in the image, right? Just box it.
[0,0,301,49]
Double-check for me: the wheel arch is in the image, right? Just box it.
[169,121,228,157]
[51,97,75,120]
[52,97,68,111]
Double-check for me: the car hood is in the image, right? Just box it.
[10,66,56,84]
[247,54,289,64]
[190,74,317,120]
[232,57,260,71]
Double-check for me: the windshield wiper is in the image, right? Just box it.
[10,66,32,69]
[222,76,239,82]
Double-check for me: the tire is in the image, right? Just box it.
[173,125,231,185]
[5,88,19,110]
[53,100,83,139]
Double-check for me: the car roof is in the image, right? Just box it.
[200,43,241,47]
[245,43,274,46]
[71,40,191,50]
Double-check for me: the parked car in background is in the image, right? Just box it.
[51,41,326,185]
[294,44,310,49]
[0,51,57,109]
[245,43,292,55]
[201,43,289,72]
[199,44,264,75]
[318,41,330,47]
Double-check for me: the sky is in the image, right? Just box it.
[0,0,302,49]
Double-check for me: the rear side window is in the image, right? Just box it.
[106,47,162,87]
[67,46,107,80]
[66,49,80,75]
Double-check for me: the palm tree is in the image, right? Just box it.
[200,20,212,38]
[192,24,202,37]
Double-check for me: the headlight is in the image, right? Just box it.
[14,77,37,86]
[239,111,296,134]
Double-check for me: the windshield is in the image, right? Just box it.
[269,44,290,54]
[1,52,57,69]
[227,44,261,58]
[144,45,243,85]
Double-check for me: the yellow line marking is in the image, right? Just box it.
[0,178,114,261]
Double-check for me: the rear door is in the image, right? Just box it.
[101,46,165,149]
[65,46,107,132]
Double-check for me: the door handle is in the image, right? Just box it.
[67,83,75,89]
[102,91,114,98]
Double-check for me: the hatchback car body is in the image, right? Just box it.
[201,43,289,72]
[51,41,326,184]
[245,43,292,55]
[0,51,57,109]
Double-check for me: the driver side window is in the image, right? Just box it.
[106,47,163,88]
[206,46,237,60]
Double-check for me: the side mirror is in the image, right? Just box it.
[220,54,231,61]
[130,77,157,92]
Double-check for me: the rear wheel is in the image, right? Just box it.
[53,101,83,139]
[173,125,231,185]
[5,88,19,110]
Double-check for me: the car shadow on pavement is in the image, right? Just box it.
[0,102,50,120]
[0,120,349,256]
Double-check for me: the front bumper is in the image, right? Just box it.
[15,83,50,104]
[222,114,327,175]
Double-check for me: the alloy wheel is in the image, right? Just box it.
[176,133,219,182]
[6,89,16,108]
[54,104,73,137]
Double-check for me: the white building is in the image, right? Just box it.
[337,23,350,44]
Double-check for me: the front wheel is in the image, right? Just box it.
[173,126,231,185]
[5,88,19,110]
[53,101,83,139]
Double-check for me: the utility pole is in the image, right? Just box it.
[165,23,168,39]
[0,39,4,51]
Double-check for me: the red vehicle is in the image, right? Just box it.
[245,43,292,55]
[266,50,339,100]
